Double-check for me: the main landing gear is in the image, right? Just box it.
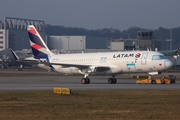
[81,78,90,84]
[81,76,117,84]
[108,78,117,84]
[81,73,91,84]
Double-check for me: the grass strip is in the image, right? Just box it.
[0,90,179,120]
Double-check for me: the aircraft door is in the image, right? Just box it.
[141,53,148,65]
[100,57,107,63]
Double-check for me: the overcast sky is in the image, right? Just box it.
[0,0,179,30]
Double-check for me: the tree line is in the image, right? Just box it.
[45,24,180,49]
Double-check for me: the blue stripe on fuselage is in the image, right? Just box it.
[126,63,135,67]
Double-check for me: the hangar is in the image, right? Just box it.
[2,17,46,51]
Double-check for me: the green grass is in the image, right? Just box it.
[0,90,180,120]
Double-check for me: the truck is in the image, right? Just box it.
[136,75,176,84]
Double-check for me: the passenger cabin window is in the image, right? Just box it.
[152,55,167,60]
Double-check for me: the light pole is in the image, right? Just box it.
[58,38,61,50]
[170,29,172,50]
[22,38,24,50]
[166,39,171,51]
[82,36,85,50]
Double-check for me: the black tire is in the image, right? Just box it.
[161,80,164,84]
[113,78,117,84]
[86,78,90,84]
[81,78,87,84]
[151,80,156,84]
[172,80,175,83]
[108,78,113,84]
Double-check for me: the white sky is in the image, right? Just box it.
[0,0,179,30]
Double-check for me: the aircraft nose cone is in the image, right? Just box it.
[165,60,173,69]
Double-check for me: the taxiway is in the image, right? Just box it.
[0,73,179,91]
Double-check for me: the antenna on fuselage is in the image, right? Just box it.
[155,48,158,52]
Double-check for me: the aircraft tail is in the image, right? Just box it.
[27,25,54,59]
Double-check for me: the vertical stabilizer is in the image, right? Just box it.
[27,25,53,59]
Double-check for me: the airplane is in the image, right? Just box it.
[159,49,180,56]
[14,25,173,84]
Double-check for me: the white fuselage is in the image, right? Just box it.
[38,51,173,75]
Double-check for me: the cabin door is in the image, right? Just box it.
[141,53,148,65]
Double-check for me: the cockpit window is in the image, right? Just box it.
[152,55,167,60]
[160,55,167,59]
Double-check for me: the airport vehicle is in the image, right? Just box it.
[136,75,176,84]
[14,25,173,84]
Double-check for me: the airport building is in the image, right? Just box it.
[0,29,5,51]
[6,17,46,51]
[108,31,154,51]
[47,36,86,50]
[0,17,46,51]
[46,36,109,54]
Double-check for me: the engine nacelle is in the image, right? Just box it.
[108,65,122,74]
[52,65,82,75]
[38,64,52,71]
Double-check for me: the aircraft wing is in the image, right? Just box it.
[49,62,112,72]
[16,59,40,64]
[41,61,110,71]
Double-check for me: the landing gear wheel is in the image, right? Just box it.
[113,78,117,84]
[151,80,156,84]
[81,78,86,84]
[81,78,90,84]
[108,78,113,84]
[86,78,90,84]
[108,78,117,84]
